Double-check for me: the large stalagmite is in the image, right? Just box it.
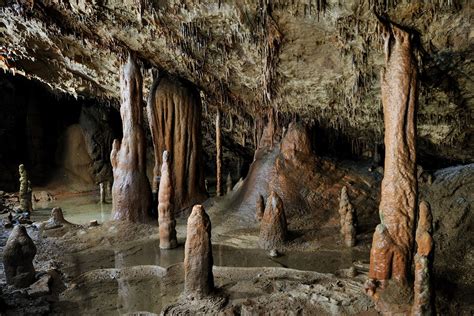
[158,150,178,249]
[147,75,206,212]
[110,54,151,223]
[184,205,214,299]
[259,191,287,250]
[367,22,418,290]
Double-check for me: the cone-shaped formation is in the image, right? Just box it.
[412,201,434,316]
[158,150,178,250]
[339,186,356,247]
[368,23,418,288]
[147,75,206,211]
[19,164,33,213]
[280,122,312,161]
[184,205,214,299]
[226,173,232,194]
[256,194,265,221]
[3,225,36,288]
[44,207,72,230]
[111,54,151,223]
[259,191,287,250]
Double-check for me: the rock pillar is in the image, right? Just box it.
[158,150,178,249]
[339,186,356,247]
[19,164,33,213]
[111,54,151,222]
[259,191,287,250]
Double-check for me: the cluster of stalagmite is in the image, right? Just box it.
[184,205,214,299]
[259,191,287,250]
[19,164,33,213]
[110,54,151,223]
[256,194,265,221]
[3,225,36,288]
[338,186,356,247]
[158,150,178,250]
[412,201,434,316]
[367,21,418,294]
[147,74,206,211]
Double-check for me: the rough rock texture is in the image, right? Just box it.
[412,200,434,316]
[280,122,312,162]
[258,191,287,250]
[255,194,265,222]
[184,205,214,299]
[158,150,178,250]
[3,225,37,288]
[369,22,418,288]
[147,75,206,212]
[18,164,33,212]
[111,54,151,223]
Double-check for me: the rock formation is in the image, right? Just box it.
[226,173,232,194]
[184,205,214,299]
[259,191,287,250]
[339,186,356,247]
[18,164,33,213]
[412,201,434,316]
[280,122,312,162]
[256,194,265,221]
[368,22,418,290]
[3,225,37,288]
[158,150,178,250]
[147,75,206,211]
[216,108,223,196]
[44,207,73,230]
[110,54,151,223]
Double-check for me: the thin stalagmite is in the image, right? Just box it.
[367,22,418,291]
[147,75,206,211]
[110,54,151,223]
[216,108,223,196]
[339,186,356,247]
[158,150,178,249]
[259,191,287,250]
[226,173,232,194]
[19,164,33,213]
[184,204,214,299]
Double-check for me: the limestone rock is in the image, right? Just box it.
[3,225,37,288]
[259,191,287,250]
[158,150,178,250]
[27,273,52,298]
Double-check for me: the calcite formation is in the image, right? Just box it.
[226,173,232,194]
[256,194,265,221]
[184,205,214,299]
[216,108,223,196]
[280,122,312,162]
[259,191,287,250]
[338,186,356,247]
[368,22,418,288]
[44,207,72,230]
[18,164,33,213]
[111,54,151,223]
[3,225,37,288]
[158,150,178,250]
[412,201,434,316]
[147,75,206,211]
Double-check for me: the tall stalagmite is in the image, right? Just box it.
[111,54,151,223]
[158,150,178,249]
[368,23,418,290]
[216,108,223,196]
[184,205,214,299]
[19,164,33,213]
[259,191,287,250]
[147,75,206,211]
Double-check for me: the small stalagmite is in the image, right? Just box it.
[226,173,232,194]
[368,21,418,291]
[184,205,214,299]
[412,201,434,316]
[259,191,287,250]
[339,186,356,247]
[44,207,72,230]
[19,164,33,213]
[158,150,178,250]
[256,194,265,221]
[111,54,151,223]
[3,225,37,288]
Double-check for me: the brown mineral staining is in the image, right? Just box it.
[339,186,356,247]
[184,205,214,299]
[158,150,178,250]
[412,201,434,316]
[111,54,151,223]
[259,191,287,250]
[256,194,265,221]
[19,164,33,213]
[368,22,418,288]
[147,75,206,211]
[3,225,37,288]
[280,122,311,161]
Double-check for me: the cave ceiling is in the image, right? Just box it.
[0,0,472,162]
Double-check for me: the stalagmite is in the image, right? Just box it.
[158,150,178,250]
[110,54,151,223]
[44,207,73,230]
[367,22,418,291]
[256,194,265,221]
[259,191,287,250]
[216,108,223,196]
[147,75,206,211]
[3,225,36,288]
[19,164,33,213]
[412,201,434,316]
[184,205,214,299]
[339,186,357,247]
[99,182,106,204]
[226,173,232,194]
